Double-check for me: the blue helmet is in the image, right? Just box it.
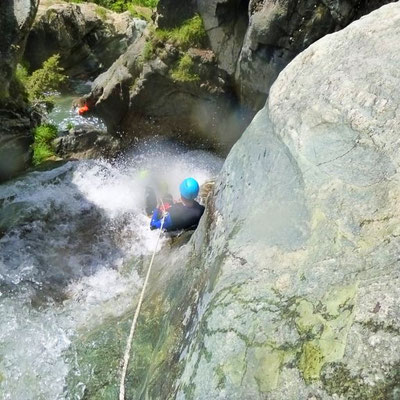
[180,177,200,200]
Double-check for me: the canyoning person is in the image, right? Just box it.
[140,169,173,216]
[72,97,90,116]
[77,103,89,116]
[150,177,205,232]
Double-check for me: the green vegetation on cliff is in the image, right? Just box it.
[155,14,207,50]
[32,124,58,165]
[16,54,67,105]
[67,0,158,13]
[26,54,67,102]
[170,54,200,82]
[140,14,207,79]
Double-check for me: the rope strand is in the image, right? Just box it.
[119,198,165,400]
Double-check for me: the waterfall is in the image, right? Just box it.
[0,140,222,399]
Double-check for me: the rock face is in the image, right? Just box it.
[0,103,40,182]
[87,35,247,152]
[158,0,393,111]
[0,0,39,182]
[0,0,38,99]
[156,0,197,29]
[67,3,400,399]
[228,0,394,110]
[25,1,146,78]
[176,3,400,398]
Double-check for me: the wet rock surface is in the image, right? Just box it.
[68,4,400,399]
[25,0,146,78]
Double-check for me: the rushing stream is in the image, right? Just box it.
[0,117,223,398]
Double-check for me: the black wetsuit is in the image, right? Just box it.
[150,201,205,231]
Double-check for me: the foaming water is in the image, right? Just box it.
[0,141,223,399]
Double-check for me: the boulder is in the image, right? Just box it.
[24,0,146,78]
[172,3,400,398]
[53,127,122,159]
[68,3,400,398]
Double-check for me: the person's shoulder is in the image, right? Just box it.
[194,201,205,211]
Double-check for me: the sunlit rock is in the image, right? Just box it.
[25,0,146,79]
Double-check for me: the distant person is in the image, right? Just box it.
[72,97,90,116]
[150,178,205,232]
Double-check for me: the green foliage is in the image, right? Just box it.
[15,64,29,86]
[170,54,199,82]
[131,0,158,7]
[67,0,158,12]
[155,15,207,50]
[95,6,108,19]
[66,122,75,130]
[142,41,155,61]
[32,124,58,165]
[25,54,67,103]
[32,144,55,166]
[127,4,152,21]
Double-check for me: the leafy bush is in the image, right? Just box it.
[155,15,207,50]
[15,64,29,87]
[170,54,199,82]
[131,0,158,7]
[32,124,58,165]
[32,144,55,166]
[25,54,67,103]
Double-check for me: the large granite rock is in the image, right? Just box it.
[25,0,146,78]
[0,0,39,182]
[175,3,400,398]
[66,3,400,399]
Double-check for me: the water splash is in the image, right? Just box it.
[0,140,223,399]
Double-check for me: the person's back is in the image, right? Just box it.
[150,177,204,232]
[163,200,204,231]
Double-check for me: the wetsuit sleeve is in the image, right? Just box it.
[150,209,173,230]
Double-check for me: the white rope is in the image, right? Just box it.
[119,199,165,400]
